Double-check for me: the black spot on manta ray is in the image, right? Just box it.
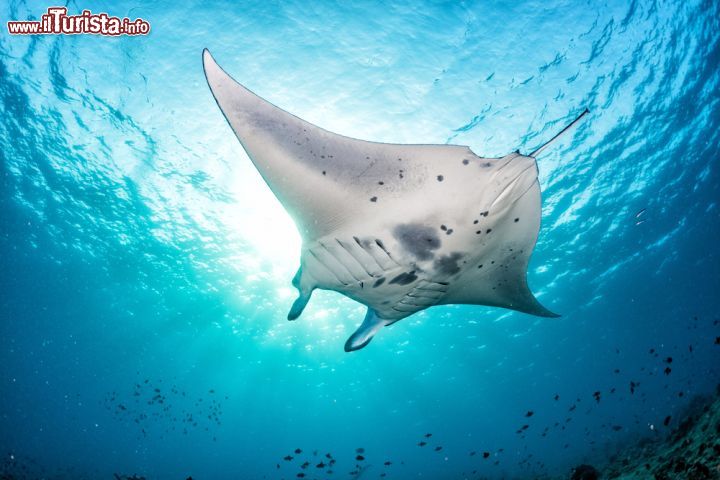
[389,271,418,285]
[437,175,444,181]
[515,217,519,222]
[462,159,470,165]
[433,252,464,276]
[370,197,378,202]
[393,224,441,261]
[373,277,386,288]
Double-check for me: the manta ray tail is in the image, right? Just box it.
[344,309,389,352]
[529,109,589,157]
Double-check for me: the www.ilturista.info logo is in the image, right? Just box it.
[7,7,150,36]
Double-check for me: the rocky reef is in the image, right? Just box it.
[579,386,720,480]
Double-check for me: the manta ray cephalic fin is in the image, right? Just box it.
[287,266,315,320]
[345,309,390,352]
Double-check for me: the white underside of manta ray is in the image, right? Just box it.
[202,49,587,352]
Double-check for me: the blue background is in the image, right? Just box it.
[1,0,719,478]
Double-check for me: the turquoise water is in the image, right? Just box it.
[1,0,719,478]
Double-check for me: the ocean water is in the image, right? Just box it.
[1,0,719,478]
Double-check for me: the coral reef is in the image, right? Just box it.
[599,388,720,480]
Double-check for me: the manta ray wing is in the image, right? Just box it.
[203,49,480,240]
[439,178,559,318]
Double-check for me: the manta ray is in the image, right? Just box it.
[202,49,587,352]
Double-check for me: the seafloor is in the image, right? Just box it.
[567,385,720,480]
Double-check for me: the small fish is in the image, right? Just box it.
[283,455,293,461]
[384,461,392,466]
[434,446,442,452]
[316,462,325,468]
[525,411,534,417]
[418,441,427,447]
[469,451,476,456]
[424,433,432,438]
[630,381,638,394]
[483,452,490,459]
[553,394,559,401]
[296,473,305,478]
[663,415,671,426]
[664,367,672,375]
[612,425,623,431]
[356,447,365,454]
[593,391,601,403]
[635,208,646,218]
[294,448,302,454]
[356,455,365,461]
[301,461,309,469]
[665,357,672,364]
